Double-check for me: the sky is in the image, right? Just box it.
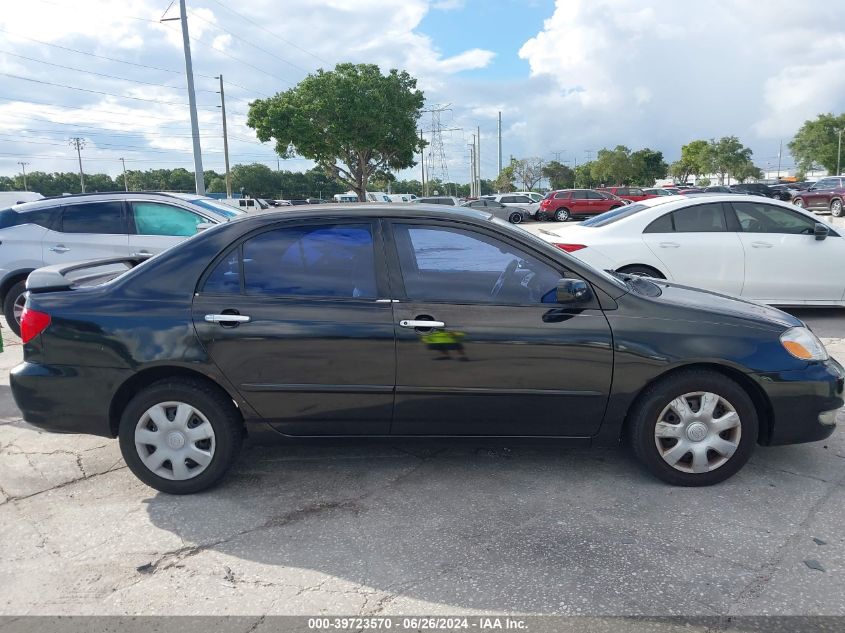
[1,0,844,187]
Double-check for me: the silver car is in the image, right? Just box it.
[460,198,531,224]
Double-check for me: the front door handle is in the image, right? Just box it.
[751,241,773,248]
[49,245,69,253]
[400,319,445,328]
[205,314,250,323]
[659,242,680,248]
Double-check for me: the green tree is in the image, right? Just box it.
[591,145,632,185]
[248,63,425,202]
[542,160,575,189]
[493,164,516,193]
[629,148,667,186]
[573,162,594,188]
[732,161,763,183]
[231,163,279,198]
[708,136,753,185]
[789,113,845,175]
[512,157,544,191]
[669,140,711,184]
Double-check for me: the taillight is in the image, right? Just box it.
[554,243,587,253]
[20,308,51,343]
[540,200,550,208]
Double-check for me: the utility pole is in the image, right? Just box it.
[17,161,28,191]
[476,125,481,196]
[470,136,476,197]
[163,0,205,194]
[419,128,425,196]
[217,75,232,198]
[497,111,502,176]
[120,157,128,191]
[776,140,782,182]
[838,129,843,176]
[69,137,86,193]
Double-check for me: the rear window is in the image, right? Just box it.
[580,203,650,227]
[0,207,57,229]
[60,202,125,234]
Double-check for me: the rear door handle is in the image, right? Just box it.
[751,241,773,248]
[131,250,152,257]
[400,320,445,328]
[49,245,69,253]
[659,242,680,248]
[205,314,250,323]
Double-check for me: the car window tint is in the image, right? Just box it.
[132,202,205,236]
[243,224,377,298]
[395,225,561,304]
[204,251,241,294]
[586,191,605,200]
[513,196,530,203]
[643,212,674,233]
[615,188,628,196]
[554,192,570,199]
[500,196,515,203]
[732,202,817,235]
[672,203,726,232]
[629,188,644,195]
[0,207,57,229]
[60,202,125,234]
[571,191,588,200]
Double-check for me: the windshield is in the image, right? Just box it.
[580,203,650,227]
[188,198,240,218]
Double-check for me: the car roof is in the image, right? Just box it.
[5,191,204,213]
[222,203,493,224]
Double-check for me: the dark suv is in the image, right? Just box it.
[729,183,776,198]
[791,177,845,217]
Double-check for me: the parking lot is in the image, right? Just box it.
[1,298,844,618]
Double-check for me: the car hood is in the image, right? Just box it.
[630,277,801,330]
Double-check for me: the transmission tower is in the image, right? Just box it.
[422,104,452,196]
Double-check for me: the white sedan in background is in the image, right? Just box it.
[534,194,845,306]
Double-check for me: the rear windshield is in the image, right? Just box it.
[580,203,650,227]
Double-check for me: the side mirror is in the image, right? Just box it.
[556,278,592,304]
[196,222,216,232]
[814,223,829,241]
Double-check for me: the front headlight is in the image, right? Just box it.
[780,327,828,361]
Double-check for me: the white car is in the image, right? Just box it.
[487,194,542,217]
[535,194,845,306]
[511,191,545,203]
[0,192,231,334]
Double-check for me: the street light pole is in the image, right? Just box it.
[120,157,128,191]
[217,74,232,198]
[837,129,843,176]
[69,137,86,193]
[17,161,28,191]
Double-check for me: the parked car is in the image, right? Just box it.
[460,198,531,224]
[11,204,842,493]
[730,183,776,198]
[157,192,244,217]
[702,186,734,194]
[273,200,293,206]
[791,177,845,217]
[643,188,677,197]
[0,192,231,335]
[538,189,627,221]
[365,192,392,203]
[510,191,545,204]
[536,195,845,306]
[0,191,43,206]
[223,197,269,211]
[597,186,656,203]
[388,194,418,203]
[486,194,541,217]
[333,194,359,203]
[415,196,462,206]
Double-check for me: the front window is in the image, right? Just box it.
[732,201,819,235]
[393,224,562,304]
[671,203,727,232]
[131,202,206,237]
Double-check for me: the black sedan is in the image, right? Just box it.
[11,206,843,494]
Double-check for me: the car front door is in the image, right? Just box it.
[41,201,130,265]
[128,201,215,256]
[728,200,845,302]
[641,202,745,296]
[385,220,613,436]
[804,179,834,210]
[588,190,615,212]
[192,220,396,435]
[570,190,590,214]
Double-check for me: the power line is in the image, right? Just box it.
[208,0,330,65]
[0,72,219,108]
[0,96,198,122]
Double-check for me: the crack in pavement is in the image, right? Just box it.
[0,464,128,508]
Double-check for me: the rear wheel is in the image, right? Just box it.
[3,280,27,336]
[554,208,570,222]
[508,212,523,224]
[118,378,243,494]
[831,199,843,217]
[628,370,757,486]
[793,197,805,208]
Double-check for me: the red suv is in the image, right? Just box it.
[539,189,626,221]
[597,186,657,202]
[791,177,845,217]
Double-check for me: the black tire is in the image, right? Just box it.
[616,264,665,279]
[3,279,27,337]
[831,199,843,217]
[509,212,523,224]
[118,378,243,494]
[554,208,570,222]
[628,369,758,486]
[534,211,544,221]
[793,197,805,208]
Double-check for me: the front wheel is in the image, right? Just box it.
[118,378,243,494]
[3,279,27,337]
[628,370,757,486]
[508,212,523,224]
[831,199,843,217]
[793,197,805,208]
[554,208,570,222]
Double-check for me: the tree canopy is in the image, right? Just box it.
[247,63,425,201]
[789,113,845,175]
[542,160,575,190]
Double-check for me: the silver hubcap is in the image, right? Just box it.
[13,292,25,323]
[833,201,842,215]
[654,391,741,474]
[134,401,216,481]
[794,199,803,207]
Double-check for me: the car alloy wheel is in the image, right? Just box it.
[2,279,27,336]
[793,198,805,208]
[653,392,741,474]
[554,208,570,222]
[509,212,523,224]
[831,199,843,217]
[134,401,216,481]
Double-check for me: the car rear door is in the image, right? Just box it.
[570,190,590,214]
[41,201,130,265]
[384,219,613,436]
[641,202,744,296]
[191,219,396,435]
[128,200,215,256]
[728,200,845,302]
